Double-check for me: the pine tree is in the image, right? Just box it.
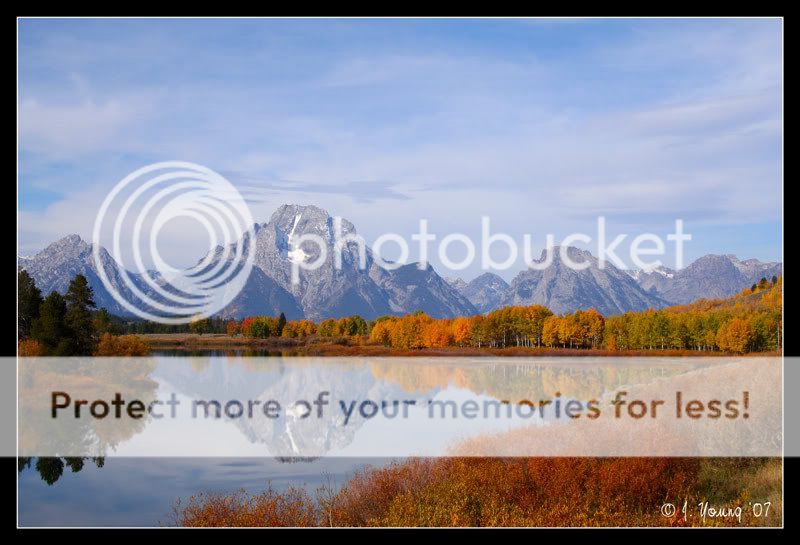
[64,274,98,355]
[18,270,43,340]
[31,292,68,355]
[277,312,287,336]
[92,308,114,336]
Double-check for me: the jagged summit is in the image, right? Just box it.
[20,205,475,320]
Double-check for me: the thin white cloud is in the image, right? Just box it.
[20,92,159,156]
[17,18,782,271]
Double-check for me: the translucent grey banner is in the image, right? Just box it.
[13,356,782,458]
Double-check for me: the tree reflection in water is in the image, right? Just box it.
[18,457,105,485]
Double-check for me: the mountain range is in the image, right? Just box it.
[18,204,782,320]
[626,256,782,305]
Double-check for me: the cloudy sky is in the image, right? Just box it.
[18,18,782,280]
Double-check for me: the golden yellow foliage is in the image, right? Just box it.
[95,333,151,356]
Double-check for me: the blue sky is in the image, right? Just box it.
[18,18,782,279]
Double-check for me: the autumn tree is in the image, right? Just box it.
[369,318,395,346]
[18,339,44,356]
[189,317,211,335]
[422,319,453,348]
[241,316,283,338]
[450,317,472,347]
[542,316,561,348]
[226,319,240,336]
[604,314,629,350]
[95,333,151,356]
[469,315,488,347]
[339,316,368,337]
[717,318,752,354]
[390,313,432,349]
[581,309,605,348]
[525,305,554,347]
[282,320,317,338]
[238,276,782,355]
[317,319,340,337]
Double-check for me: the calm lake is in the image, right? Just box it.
[19,350,401,526]
[18,455,392,526]
[18,351,775,526]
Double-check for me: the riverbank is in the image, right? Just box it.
[142,334,780,357]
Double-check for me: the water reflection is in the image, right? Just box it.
[18,456,105,485]
[158,349,313,358]
[21,354,775,458]
[17,352,780,526]
[18,456,393,526]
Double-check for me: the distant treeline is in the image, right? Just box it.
[111,315,231,335]
[20,271,781,355]
[225,276,782,354]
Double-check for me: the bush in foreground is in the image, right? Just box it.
[95,333,151,356]
[172,457,780,527]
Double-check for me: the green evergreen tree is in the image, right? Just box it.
[18,270,42,340]
[31,291,68,354]
[93,308,114,336]
[64,274,97,355]
[277,312,287,336]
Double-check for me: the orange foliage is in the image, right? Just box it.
[225,319,240,337]
[223,277,782,354]
[451,317,472,346]
[389,313,432,349]
[282,320,317,338]
[716,318,752,354]
[94,333,151,356]
[174,487,317,527]
[369,319,395,346]
[18,339,44,356]
[422,319,453,348]
[173,457,777,527]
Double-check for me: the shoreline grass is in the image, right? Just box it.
[171,457,782,527]
[142,333,781,357]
